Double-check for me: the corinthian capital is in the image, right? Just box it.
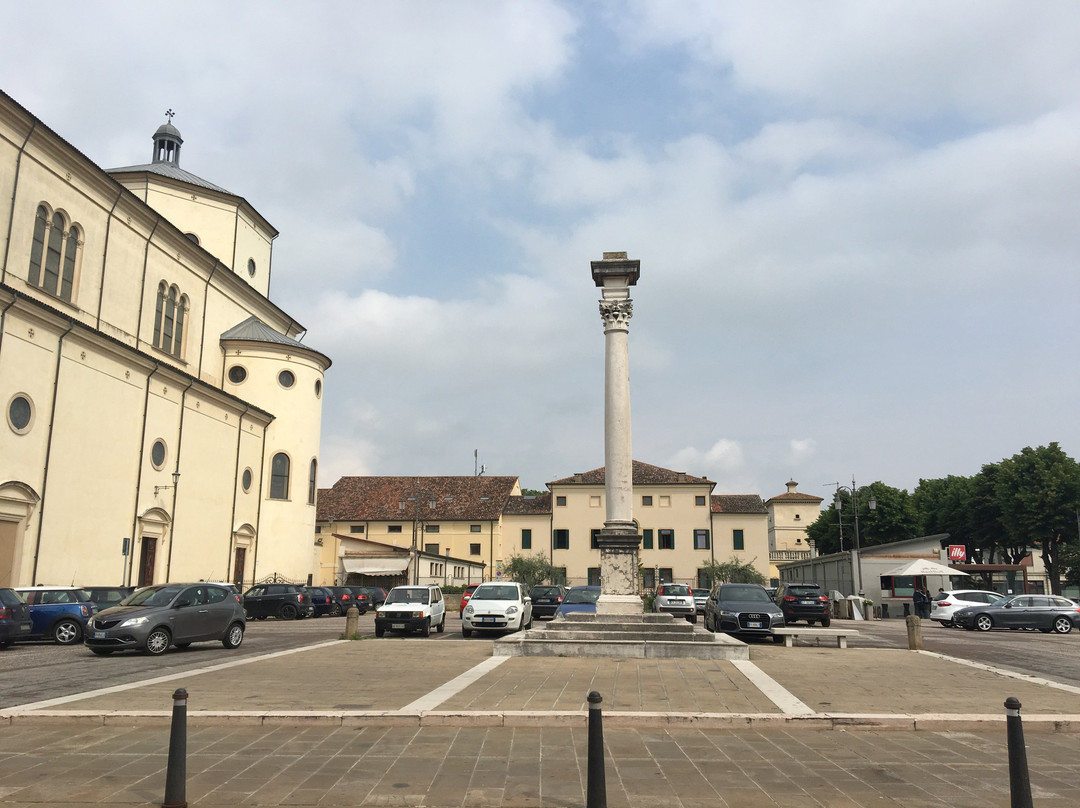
[599,299,633,330]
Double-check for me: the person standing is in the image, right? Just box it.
[913,586,927,619]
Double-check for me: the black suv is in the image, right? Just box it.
[241,584,311,620]
[529,585,566,619]
[774,582,831,626]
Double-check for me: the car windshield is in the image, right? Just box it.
[123,586,184,607]
[473,585,519,601]
[720,586,771,603]
[564,588,601,605]
[661,585,691,596]
[0,589,22,606]
[384,588,430,605]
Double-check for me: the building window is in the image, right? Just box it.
[469,543,481,556]
[642,529,653,550]
[152,281,188,358]
[7,394,33,434]
[659,568,673,584]
[591,529,600,549]
[28,205,80,303]
[278,370,295,388]
[521,529,532,550]
[242,468,252,492]
[349,525,365,534]
[388,525,403,533]
[470,524,481,533]
[642,568,656,590]
[694,529,710,550]
[150,439,167,469]
[590,495,601,507]
[659,529,675,550]
[733,529,744,551]
[588,567,601,586]
[314,379,322,398]
[553,567,567,585]
[315,526,322,534]
[425,524,440,533]
[642,495,653,506]
[556,496,567,506]
[247,258,256,277]
[554,529,569,550]
[228,365,247,384]
[269,453,290,499]
[696,496,706,506]
[697,569,711,589]
[308,459,317,504]
[659,496,670,507]
[425,543,440,555]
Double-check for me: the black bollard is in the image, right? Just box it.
[1005,697,1033,808]
[162,688,189,808]
[587,691,606,808]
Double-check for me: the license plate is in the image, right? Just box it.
[93,631,106,639]
[480,617,497,623]
[800,600,815,605]
[747,621,762,628]
[391,623,405,629]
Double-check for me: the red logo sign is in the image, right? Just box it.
[948,544,966,562]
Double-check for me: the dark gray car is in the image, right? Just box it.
[704,583,785,642]
[85,583,245,656]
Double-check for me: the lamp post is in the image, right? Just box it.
[154,470,181,496]
[399,489,437,585]
[833,478,876,597]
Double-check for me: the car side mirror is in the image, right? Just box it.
[175,598,193,608]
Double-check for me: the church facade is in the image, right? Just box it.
[0,91,330,589]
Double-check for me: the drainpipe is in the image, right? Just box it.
[249,419,273,586]
[489,522,494,582]
[1,121,36,285]
[31,320,75,584]
[127,360,161,586]
[163,378,195,582]
[134,215,162,346]
[94,189,125,328]
[196,261,219,377]
[226,404,251,578]
[0,293,17,357]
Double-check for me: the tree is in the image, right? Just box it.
[501,553,559,590]
[699,557,766,587]
[806,482,916,555]
[520,488,546,497]
[994,443,1080,595]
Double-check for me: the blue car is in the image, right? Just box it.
[554,586,601,618]
[14,586,96,645]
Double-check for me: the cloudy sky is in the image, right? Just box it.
[4,1,1079,501]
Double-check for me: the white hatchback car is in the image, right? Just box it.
[930,589,1007,627]
[374,585,446,637]
[461,581,533,637]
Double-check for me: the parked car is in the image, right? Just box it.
[328,586,370,615]
[952,594,1080,634]
[86,582,245,655]
[82,586,136,612]
[0,587,33,648]
[461,581,533,637]
[14,586,96,645]
[774,582,831,627]
[653,583,696,623]
[353,586,388,607]
[241,583,311,620]
[459,583,480,616]
[929,589,1008,627]
[374,585,445,636]
[554,585,601,618]
[704,583,785,642]
[691,588,710,615]
[302,586,339,617]
[529,585,566,620]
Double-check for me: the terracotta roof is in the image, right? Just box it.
[504,493,552,515]
[548,460,713,487]
[711,494,768,514]
[317,476,519,522]
[766,491,824,504]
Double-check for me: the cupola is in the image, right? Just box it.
[152,110,183,166]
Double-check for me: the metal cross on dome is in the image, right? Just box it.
[165,109,175,123]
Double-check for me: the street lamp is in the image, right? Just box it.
[154,470,181,496]
[400,490,437,585]
[833,477,876,597]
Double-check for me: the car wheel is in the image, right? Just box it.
[461,628,472,638]
[374,626,385,637]
[144,628,171,655]
[436,614,445,633]
[687,615,697,624]
[222,623,244,649]
[821,616,831,628]
[89,647,113,656]
[975,614,994,632]
[704,613,713,632]
[772,633,785,644]
[938,621,951,628]
[1053,616,1073,634]
[0,641,11,650]
[807,620,816,626]
[331,604,342,617]
[421,618,431,637]
[279,604,298,620]
[53,619,82,645]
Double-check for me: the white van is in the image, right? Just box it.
[374,585,446,637]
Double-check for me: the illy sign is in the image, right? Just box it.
[948,544,967,562]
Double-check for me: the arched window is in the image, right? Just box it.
[308,459,318,505]
[152,281,188,359]
[27,204,80,303]
[270,453,290,500]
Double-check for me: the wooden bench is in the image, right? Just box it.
[771,627,858,649]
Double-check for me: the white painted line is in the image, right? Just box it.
[8,639,348,712]
[917,650,1080,696]
[731,659,815,715]
[400,655,510,712]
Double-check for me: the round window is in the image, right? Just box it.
[314,379,322,398]
[228,365,248,384]
[242,468,253,492]
[247,258,256,277]
[278,370,295,388]
[151,439,167,469]
[8,395,33,433]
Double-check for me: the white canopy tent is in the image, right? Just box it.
[881,559,970,578]
[341,557,410,576]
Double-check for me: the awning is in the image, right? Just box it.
[341,557,410,575]
[880,559,970,578]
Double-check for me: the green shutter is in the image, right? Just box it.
[521,529,532,550]
[642,529,653,549]
[733,529,744,551]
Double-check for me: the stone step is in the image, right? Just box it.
[494,635,749,660]
[528,629,714,643]
[542,621,697,634]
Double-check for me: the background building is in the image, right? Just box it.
[765,479,823,584]
[0,91,329,589]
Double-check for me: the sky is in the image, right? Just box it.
[3,1,1079,504]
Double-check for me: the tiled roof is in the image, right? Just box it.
[548,460,713,487]
[317,476,519,522]
[766,491,824,504]
[504,493,552,515]
[711,494,768,514]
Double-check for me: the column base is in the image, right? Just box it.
[596,594,644,615]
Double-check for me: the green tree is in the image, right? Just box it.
[698,557,766,587]
[807,482,916,555]
[994,443,1080,594]
[520,488,546,497]
[501,553,559,590]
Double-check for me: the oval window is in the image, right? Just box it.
[247,258,256,277]
[8,395,32,433]
[151,439,167,469]
[278,370,295,388]
[228,365,248,384]
[314,379,322,398]
[242,468,253,492]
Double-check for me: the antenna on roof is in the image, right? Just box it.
[474,449,485,476]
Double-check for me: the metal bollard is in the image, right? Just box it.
[345,605,359,637]
[1005,697,1033,808]
[162,688,188,808]
[587,691,606,808]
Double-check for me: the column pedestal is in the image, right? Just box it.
[596,529,643,615]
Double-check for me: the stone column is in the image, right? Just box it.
[591,252,642,614]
